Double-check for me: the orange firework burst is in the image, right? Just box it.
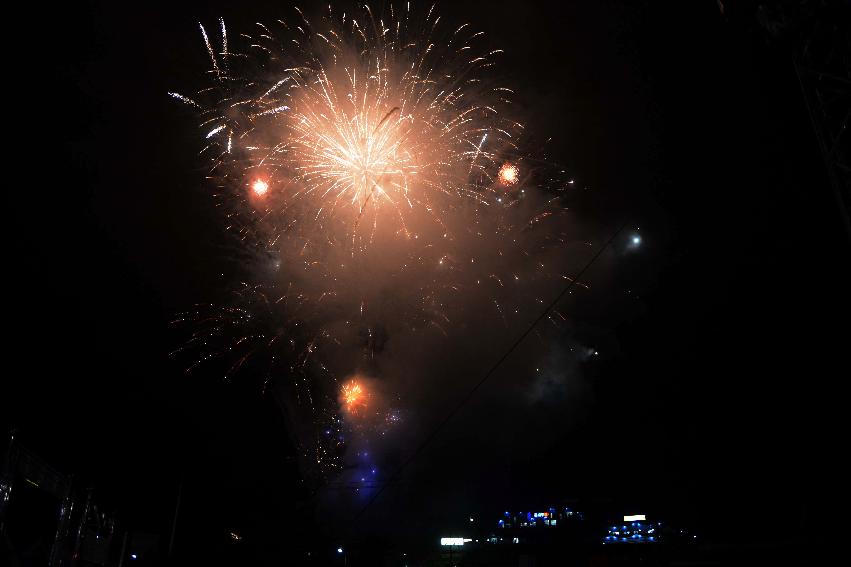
[251,179,269,196]
[498,163,519,186]
[341,380,368,415]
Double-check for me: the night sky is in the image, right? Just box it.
[4,0,849,562]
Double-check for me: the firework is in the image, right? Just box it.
[498,162,520,186]
[170,3,526,246]
[341,379,368,415]
[172,3,582,482]
[251,179,270,197]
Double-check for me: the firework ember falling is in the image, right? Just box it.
[171,2,587,484]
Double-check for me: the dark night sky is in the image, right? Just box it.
[4,0,849,561]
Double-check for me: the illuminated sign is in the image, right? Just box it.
[624,515,646,521]
[440,538,472,546]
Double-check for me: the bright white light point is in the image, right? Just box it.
[252,179,269,196]
[632,235,641,245]
[337,547,343,554]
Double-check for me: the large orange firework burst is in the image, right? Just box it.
[171,3,522,250]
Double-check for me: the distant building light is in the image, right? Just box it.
[130,554,137,560]
[440,538,465,547]
[337,547,344,554]
[624,515,646,522]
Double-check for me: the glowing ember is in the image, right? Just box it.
[498,163,519,186]
[251,179,269,196]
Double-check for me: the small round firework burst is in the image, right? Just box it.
[341,380,368,415]
[498,162,520,186]
[251,179,269,197]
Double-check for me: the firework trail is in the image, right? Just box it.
[171,3,584,483]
